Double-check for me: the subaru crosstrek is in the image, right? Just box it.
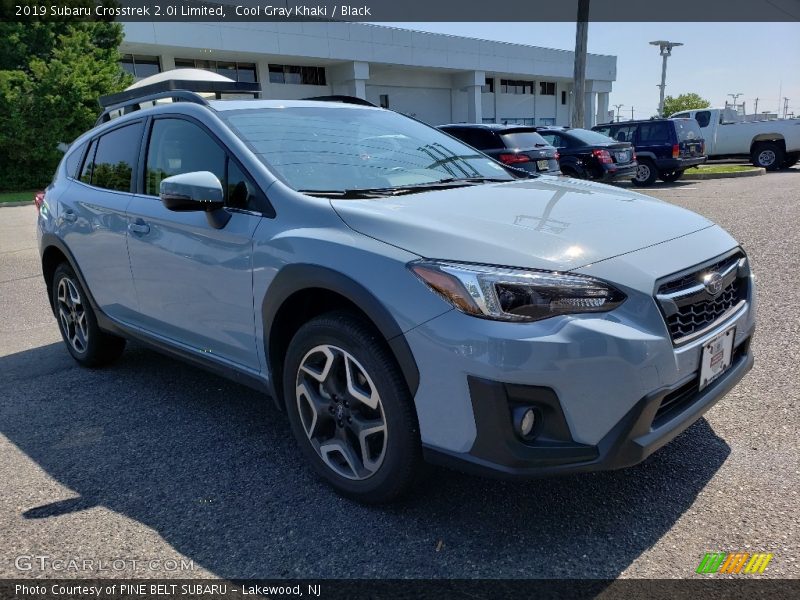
[38,88,756,503]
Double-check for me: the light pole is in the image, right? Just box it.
[727,93,743,110]
[613,103,624,122]
[650,40,683,117]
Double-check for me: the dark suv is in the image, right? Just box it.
[535,127,637,182]
[593,118,707,186]
[438,124,560,174]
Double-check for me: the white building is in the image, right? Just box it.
[120,21,616,128]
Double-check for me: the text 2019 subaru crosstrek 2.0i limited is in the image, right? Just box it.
[38,85,756,503]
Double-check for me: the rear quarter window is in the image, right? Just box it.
[64,142,87,179]
[637,122,671,143]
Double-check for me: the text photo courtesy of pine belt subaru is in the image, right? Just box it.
[37,72,756,503]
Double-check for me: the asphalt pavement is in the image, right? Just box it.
[1,169,798,580]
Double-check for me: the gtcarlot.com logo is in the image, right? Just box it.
[15,555,195,573]
[696,552,773,574]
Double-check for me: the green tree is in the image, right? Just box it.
[0,17,131,190]
[662,93,711,118]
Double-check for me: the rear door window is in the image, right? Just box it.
[694,111,712,128]
[88,122,144,192]
[538,132,562,147]
[611,125,636,143]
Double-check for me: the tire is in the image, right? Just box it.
[632,160,658,186]
[751,142,784,171]
[560,167,583,179]
[283,310,422,503]
[52,263,126,367]
[659,170,684,183]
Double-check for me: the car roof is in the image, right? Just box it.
[594,118,691,127]
[208,98,382,112]
[439,123,541,131]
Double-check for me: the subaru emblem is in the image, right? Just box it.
[703,272,724,296]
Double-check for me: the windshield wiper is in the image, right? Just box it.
[300,177,513,199]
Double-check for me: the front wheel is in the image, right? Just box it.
[52,263,126,367]
[659,170,684,183]
[283,311,422,503]
[751,142,784,171]
[632,160,658,186]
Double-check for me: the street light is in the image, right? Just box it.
[650,40,683,117]
[728,93,743,110]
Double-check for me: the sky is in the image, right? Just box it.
[384,22,800,119]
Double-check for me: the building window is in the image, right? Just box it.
[120,55,161,80]
[268,64,326,86]
[501,117,535,126]
[174,58,258,83]
[538,117,556,126]
[539,81,556,96]
[500,79,534,95]
[379,94,389,109]
[561,90,567,105]
[481,77,495,94]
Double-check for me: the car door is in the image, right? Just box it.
[125,116,263,371]
[60,121,144,322]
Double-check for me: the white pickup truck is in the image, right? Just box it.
[670,107,800,170]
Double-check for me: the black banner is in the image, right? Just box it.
[2,0,800,22]
[2,579,800,600]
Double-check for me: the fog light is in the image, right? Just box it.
[514,407,537,439]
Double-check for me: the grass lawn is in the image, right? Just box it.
[0,190,36,204]
[689,164,759,174]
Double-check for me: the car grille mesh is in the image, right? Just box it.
[657,251,747,343]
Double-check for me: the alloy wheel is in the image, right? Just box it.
[57,277,88,354]
[758,149,776,167]
[295,344,388,480]
[635,164,651,182]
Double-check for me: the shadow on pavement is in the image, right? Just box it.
[0,341,730,579]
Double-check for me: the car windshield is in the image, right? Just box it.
[565,128,618,145]
[223,106,516,193]
[673,119,703,142]
[499,130,550,149]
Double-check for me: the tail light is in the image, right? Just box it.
[498,153,531,165]
[632,150,638,161]
[672,144,680,158]
[700,141,705,155]
[34,190,45,214]
[592,149,613,164]
[554,151,560,160]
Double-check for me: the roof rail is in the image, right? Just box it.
[96,80,261,124]
[302,95,377,107]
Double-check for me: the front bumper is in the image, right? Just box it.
[424,339,753,477]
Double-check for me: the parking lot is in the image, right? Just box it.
[1,169,798,580]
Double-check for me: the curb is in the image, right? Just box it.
[683,168,765,180]
[0,201,34,208]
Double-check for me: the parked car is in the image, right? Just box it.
[669,107,800,170]
[593,118,707,185]
[39,74,756,503]
[437,124,560,174]
[534,127,638,182]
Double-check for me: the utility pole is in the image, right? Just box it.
[571,0,590,128]
[783,97,790,119]
[613,103,624,122]
[650,40,683,117]
[753,97,759,115]
[631,106,634,120]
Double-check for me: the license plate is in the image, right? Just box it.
[699,327,735,391]
[537,160,549,171]
[616,151,629,163]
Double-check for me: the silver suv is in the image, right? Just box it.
[38,81,756,503]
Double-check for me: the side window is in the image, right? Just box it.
[613,126,636,143]
[638,122,670,143]
[673,112,690,119]
[64,142,87,179]
[79,139,97,185]
[694,111,711,128]
[145,119,225,197]
[539,133,561,147]
[594,126,612,137]
[471,130,499,150]
[91,122,144,192]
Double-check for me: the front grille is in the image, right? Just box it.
[656,251,748,344]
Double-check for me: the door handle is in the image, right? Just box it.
[128,221,150,235]
[63,210,77,222]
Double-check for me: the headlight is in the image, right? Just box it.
[409,260,626,322]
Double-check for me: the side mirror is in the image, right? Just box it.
[160,171,230,229]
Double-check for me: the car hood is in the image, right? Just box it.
[330,177,713,271]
